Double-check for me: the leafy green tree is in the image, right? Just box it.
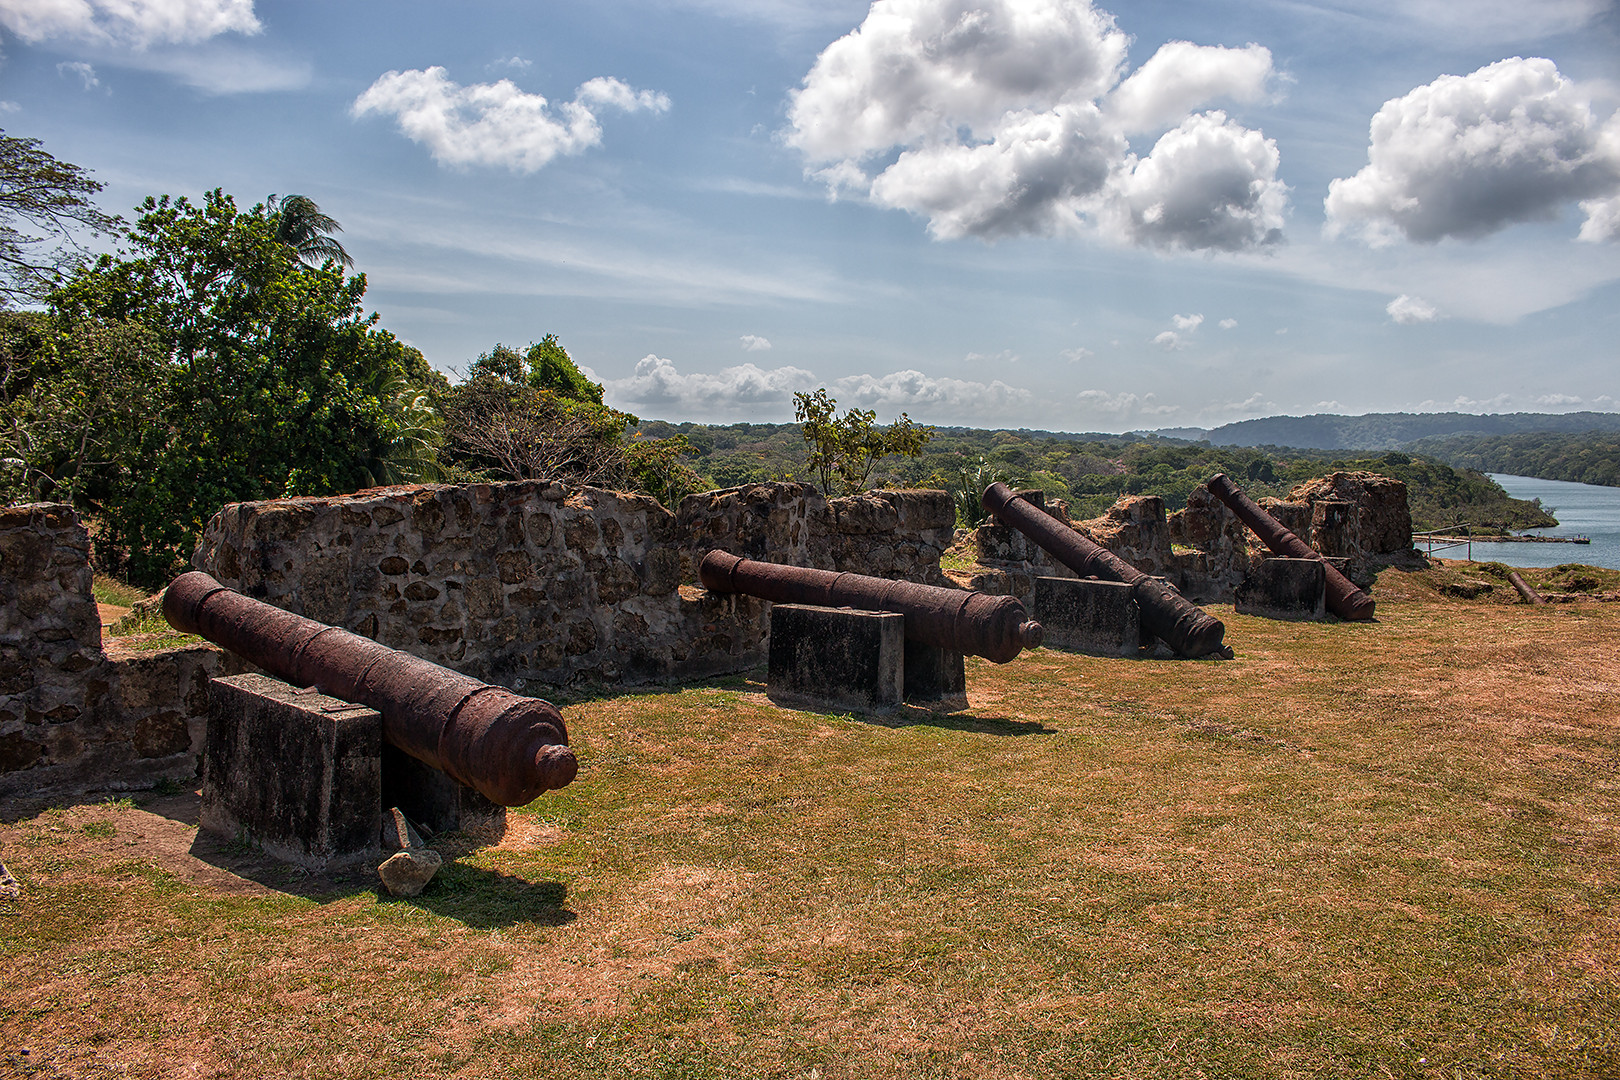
[467,335,604,404]
[794,388,932,496]
[0,129,122,307]
[25,188,440,582]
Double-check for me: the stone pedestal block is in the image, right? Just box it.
[767,604,904,711]
[382,743,506,842]
[202,673,383,869]
[902,638,967,712]
[1235,558,1326,621]
[1034,577,1140,656]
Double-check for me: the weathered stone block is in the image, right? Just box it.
[201,673,383,869]
[903,638,967,711]
[768,604,903,712]
[1034,577,1140,657]
[1235,558,1326,621]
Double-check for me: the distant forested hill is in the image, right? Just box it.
[635,420,1554,532]
[1201,411,1620,450]
[1410,431,1620,487]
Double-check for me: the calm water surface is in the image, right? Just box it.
[1429,474,1620,571]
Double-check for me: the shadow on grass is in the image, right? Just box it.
[388,862,575,929]
[865,711,1056,736]
[544,669,766,707]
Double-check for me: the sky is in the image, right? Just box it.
[1,0,1618,432]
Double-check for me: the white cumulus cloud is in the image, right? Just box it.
[0,0,259,48]
[831,368,1035,416]
[1534,392,1585,406]
[1218,318,1237,329]
[602,355,813,413]
[1172,312,1204,331]
[1326,57,1620,245]
[1386,294,1439,323]
[1100,111,1286,250]
[1104,41,1273,134]
[353,68,670,173]
[740,334,773,351]
[1062,346,1095,362]
[785,0,1285,250]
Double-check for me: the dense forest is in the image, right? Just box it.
[637,420,1557,534]
[1200,410,1620,451]
[1409,431,1620,488]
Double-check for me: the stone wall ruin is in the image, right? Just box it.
[955,470,1420,605]
[3,471,1411,798]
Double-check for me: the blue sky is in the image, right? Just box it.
[2,0,1618,431]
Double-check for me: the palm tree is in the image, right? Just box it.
[266,193,352,269]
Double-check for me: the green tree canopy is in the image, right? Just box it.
[467,335,604,404]
[4,188,443,583]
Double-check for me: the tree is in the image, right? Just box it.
[29,188,441,582]
[443,336,701,503]
[466,336,604,404]
[267,193,352,269]
[794,388,933,496]
[0,130,121,307]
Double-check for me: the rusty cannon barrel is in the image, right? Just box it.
[163,571,577,806]
[1204,473,1376,622]
[981,481,1228,658]
[699,550,1042,664]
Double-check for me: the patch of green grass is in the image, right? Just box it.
[91,574,147,609]
[3,589,1619,1078]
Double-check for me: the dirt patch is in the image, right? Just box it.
[1,792,373,899]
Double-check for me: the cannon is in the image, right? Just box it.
[698,550,1042,663]
[1204,474,1376,621]
[163,571,577,806]
[980,482,1227,658]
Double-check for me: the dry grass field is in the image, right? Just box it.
[3,563,1618,1079]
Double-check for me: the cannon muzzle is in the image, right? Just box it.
[1204,474,1375,621]
[163,571,577,806]
[698,550,1042,664]
[981,482,1227,658]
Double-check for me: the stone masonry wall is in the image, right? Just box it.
[194,480,957,691]
[0,504,245,800]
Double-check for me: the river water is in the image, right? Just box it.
[1424,474,1620,571]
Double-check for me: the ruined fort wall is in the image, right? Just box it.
[0,504,245,799]
[964,471,1418,605]
[192,480,956,690]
